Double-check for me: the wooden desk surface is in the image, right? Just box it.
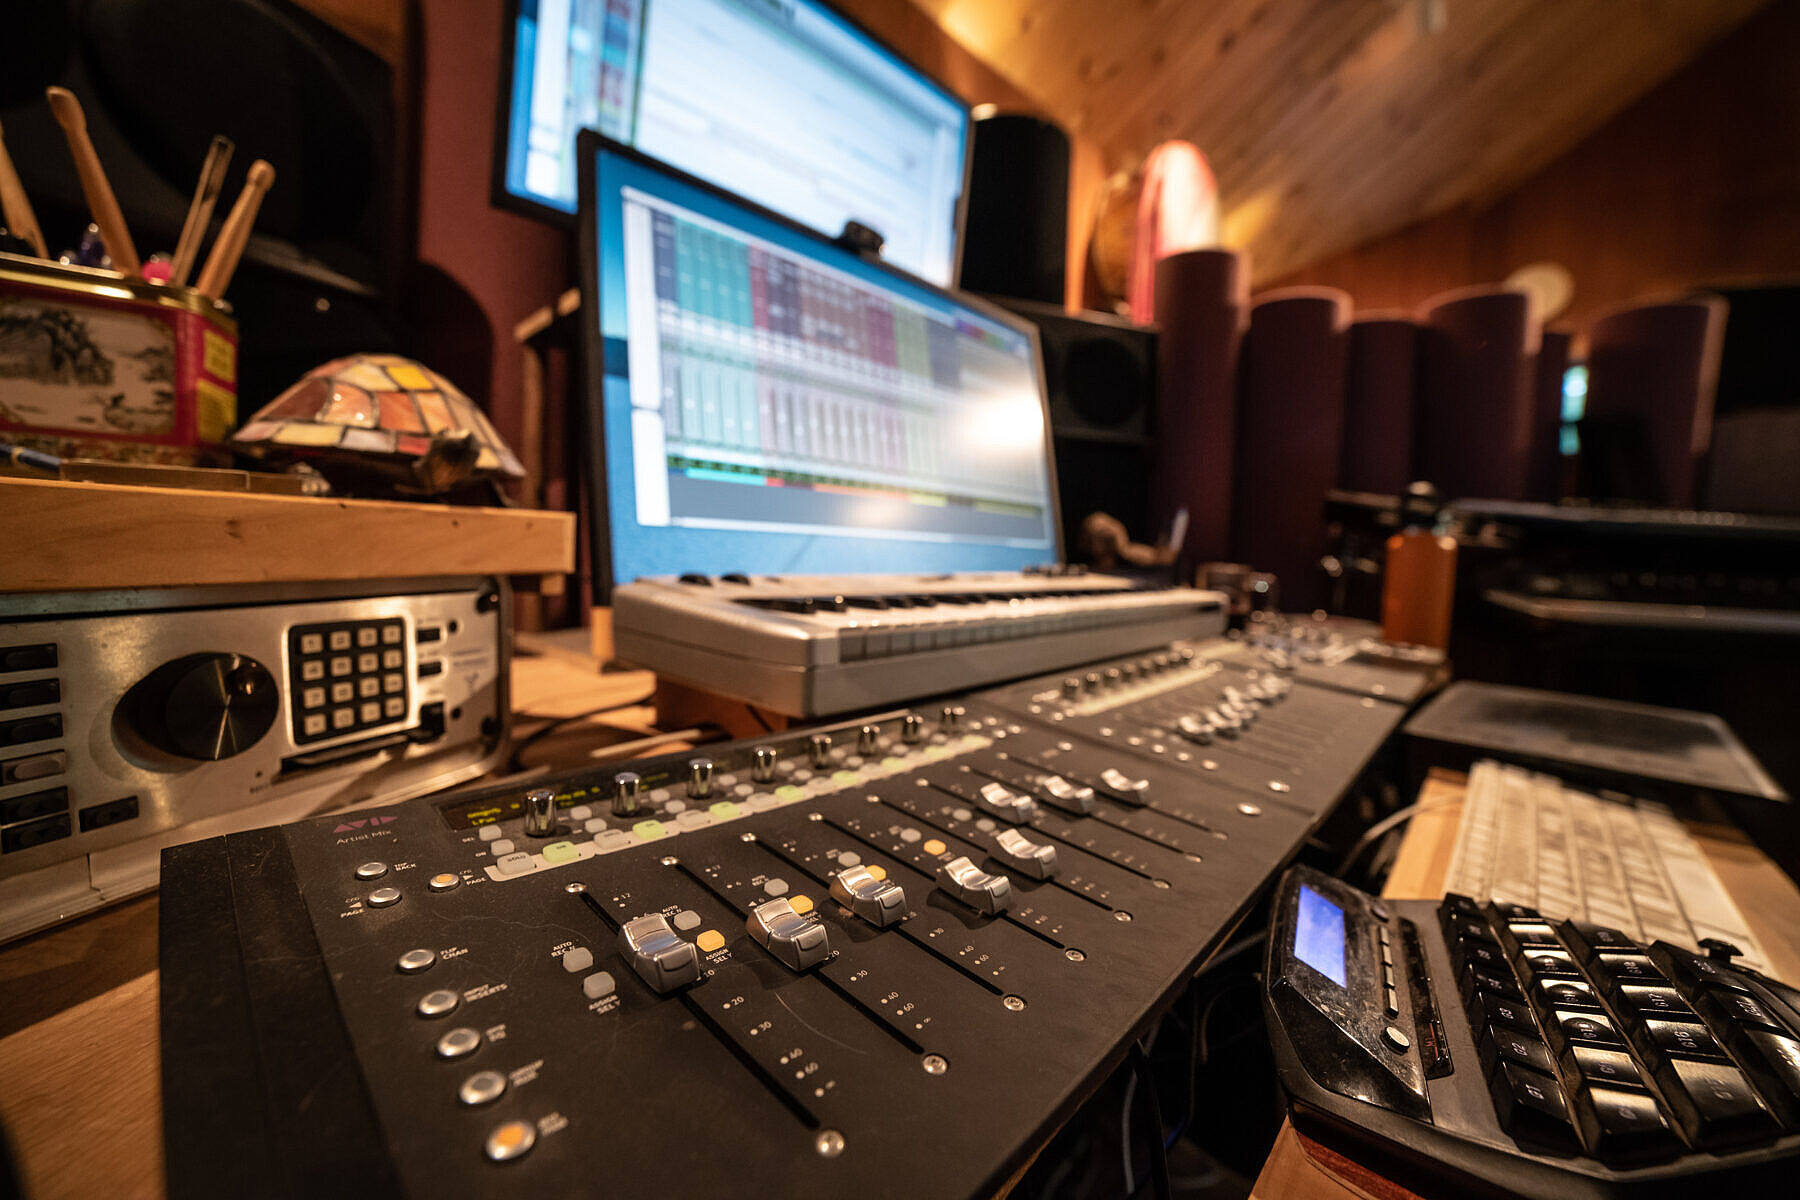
[0,648,653,1200]
[1250,770,1800,1199]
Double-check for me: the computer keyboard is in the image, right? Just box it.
[1444,760,1767,972]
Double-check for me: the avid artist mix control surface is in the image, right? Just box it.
[158,638,1411,1199]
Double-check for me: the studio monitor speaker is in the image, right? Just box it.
[960,112,1069,305]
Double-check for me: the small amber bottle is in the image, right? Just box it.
[1381,481,1457,649]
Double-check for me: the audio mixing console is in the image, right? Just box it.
[158,637,1415,1199]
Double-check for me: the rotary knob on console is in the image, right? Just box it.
[611,772,642,817]
[523,788,557,837]
[687,758,714,799]
[751,745,778,782]
[809,734,833,768]
[123,653,277,760]
[857,724,880,756]
[901,714,925,745]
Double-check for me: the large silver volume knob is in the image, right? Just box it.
[809,734,832,768]
[611,771,642,817]
[523,788,557,837]
[687,758,714,799]
[901,714,925,745]
[751,746,778,782]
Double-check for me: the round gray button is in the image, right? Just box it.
[427,872,461,893]
[355,861,389,881]
[417,988,460,1018]
[763,878,789,896]
[397,948,437,974]
[460,1069,508,1106]
[368,887,401,908]
[436,1027,481,1059]
[1381,1025,1411,1053]
[484,1119,536,1163]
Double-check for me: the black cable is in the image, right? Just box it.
[1128,1042,1173,1200]
[744,704,774,733]
[507,691,656,772]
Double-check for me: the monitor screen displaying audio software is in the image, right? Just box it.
[579,136,1061,593]
[502,0,969,287]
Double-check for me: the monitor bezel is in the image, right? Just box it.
[575,128,1064,604]
[494,0,975,289]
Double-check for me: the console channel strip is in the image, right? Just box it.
[976,640,1413,820]
[158,663,1403,1199]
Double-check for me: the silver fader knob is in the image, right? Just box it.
[611,771,642,817]
[752,745,778,782]
[809,734,833,768]
[857,724,880,756]
[937,855,1010,915]
[901,714,925,745]
[619,913,700,993]
[992,828,1058,880]
[746,899,831,970]
[687,758,714,799]
[976,780,1038,824]
[523,788,557,837]
[1175,714,1214,744]
[1099,767,1150,805]
[829,865,907,927]
[1036,774,1095,815]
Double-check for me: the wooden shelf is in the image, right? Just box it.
[0,477,575,593]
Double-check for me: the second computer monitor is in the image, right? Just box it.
[578,133,1061,597]
[502,0,970,286]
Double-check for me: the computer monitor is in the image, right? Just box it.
[577,132,1062,599]
[499,0,971,287]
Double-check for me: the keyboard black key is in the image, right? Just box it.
[1563,921,1636,962]
[1703,990,1787,1033]
[1491,1062,1578,1150]
[1472,991,1539,1036]
[1591,953,1666,986]
[1656,1057,1777,1147]
[1505,921,1561,949]
[1536,979,1604,1012]
[1574,1084,1678,1160]
[844,595,890,609]
[1465,964,1526,1002]
[1492,902,1543,922]
[1618,985,1700,1021]
[1482,1025,1557,1077]
[1743,1029,1800,1104]
[1643,1018,1731,1062]
[1441,894,1484,923]
[1554,1010,1626,1049]
[1521,949,1583,981]
[1567,1044,1649,1091]
[1657,944,1754,994]
[1448,915,1500,947]
[1457,938,1511,976]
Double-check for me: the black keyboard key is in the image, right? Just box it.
[844,596,890,610]
[1536,979,1603,1012]
[678,573,711,585]
[1441,894,1484,923]
[1575,1084,1678,1160]
[1521,949,1583,981]
[1505,921,1561,949]
[1464,963,1525,1002]
[1472,991,1539,1036]
[1619,985,1699,1021]
[1744,1029,1800,1105]
[1490,1062,1578,1149]
[1482,1025,1556,1077]
[1592,953,1666,986]
[1457,938,1511,976]
[1564,921,1636,962]
[1448,915,1500,948]
[1554,1010,1626,1049]
[1567,1044,1648,1091]
[1704,990,1787,1033]
[1492,902,1543,922]
[1657,944,1753,994]
[1658,1057,1777,1147]
[1643,1018,1731,1062]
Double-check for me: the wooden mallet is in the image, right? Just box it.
[195,160,275,300]
[171,135,234,286]
[0,118,48,258]
[45,86,140,275]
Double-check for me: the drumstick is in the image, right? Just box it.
[45,87,140,275]
[195,159,274,300]
[170,135,234,286]
[0,118,48,258]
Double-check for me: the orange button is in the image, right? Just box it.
[922,839,946,856]
[697,929,725,953]
[866,865,887,880]
[789,894,814,915]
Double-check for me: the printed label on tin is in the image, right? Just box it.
[195,377,237,443]
[0,298,176,435]
[202,327,236,383]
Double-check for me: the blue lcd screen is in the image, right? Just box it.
[1294,884,1348,988]
[588,143,1060,588]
